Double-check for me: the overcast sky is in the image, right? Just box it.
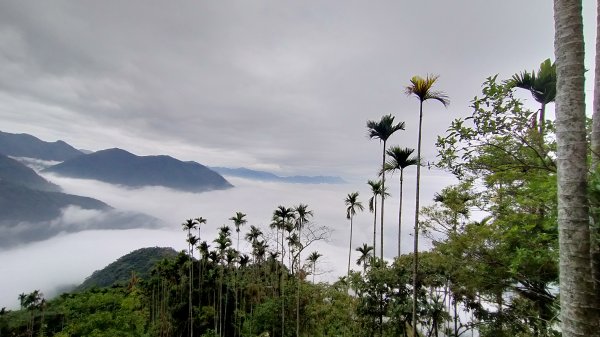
[1,1,595,180]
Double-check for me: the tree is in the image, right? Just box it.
[356,244,374,275]
[553,0,600,335]
[384,146,418,257]
[182,219,198,337]
[507,59,556,135]
[367,114,405,261]
[405,74,449,332]
[293,203,312,337]
[272,206,296,337]
[345,192,364,280]
[307,251,323,284]
[367,179,388,261]
[229,212,247,254]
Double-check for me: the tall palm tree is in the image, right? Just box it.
[384,146,418,257]
[229,212,247,253]
[195,217,207,312]
[272,206,296,337]
[245,225,263,263]
[367,114,405,261]
[345,192,364,279]
[507,58,556,134]
[293,204,312,337]
[553,1,599,336]
[182,219,198,337]
[214,226,232,337]
[355,243,373,275]
[367,179,388,261]
[405,74,449,332]
[307,251,323,284]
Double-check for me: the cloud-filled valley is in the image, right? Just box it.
[0,166,454,309]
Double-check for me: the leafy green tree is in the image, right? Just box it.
[367,114,405,261]
[405,74,449,331]
[384,146,418,256]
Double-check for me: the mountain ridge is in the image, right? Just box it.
[0,131,83,161]
[211,166,346,184]
[44,148,233,192]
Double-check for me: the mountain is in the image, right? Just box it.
[0,130,83,161]
[0,154,163,248]
[0,180,110,223]
[78,247,179,290]
[44,148,233,192]
[211,166,346,184]
[0,154,60,192]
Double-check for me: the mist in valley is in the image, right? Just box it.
[0,169,453,309]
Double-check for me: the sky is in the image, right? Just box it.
[0,1,598,308]
[1,1,595,179]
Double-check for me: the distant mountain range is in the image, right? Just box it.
[211,167,346,184]
[78,247,179,290]
[44,148,233,192]
[1,130,345,187]
[0,154,161,248]
[0,130,83,161]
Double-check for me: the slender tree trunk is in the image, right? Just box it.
[381,140,387,261]
[297,224,302,337]
[554,0,600,335]
[398,170,404,256]
[348,215,354,280]
[591,0,600,311]
[412,100,424,335]
[281,227,286,337]
[373,198,378,261]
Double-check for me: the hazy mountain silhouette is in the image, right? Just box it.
[0,130,83,161]
[0,153,163,248]
[44,148,233,192]
[211,166,346,184]
[0,154,60,192]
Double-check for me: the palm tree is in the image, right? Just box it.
[405,74,449,332]
[367,114,405,261]
[182,219,198,337]
[229,212,247,253]
[355,243,374,275]
[507,58,556,134]
[272,206,296,337]
[293,204,312,337]
[194,217,207,313]
[345,192,364,280]
[307,251,323,283]
[214,226,232,337]
[553,1,599,336]
[384,146,418,257]
[367,179,388,260]
[245,225,263,263]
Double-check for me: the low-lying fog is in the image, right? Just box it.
[0,171,455,308]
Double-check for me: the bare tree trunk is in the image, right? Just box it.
[554,0,600,335]
[381,140,387,261]
[398,170,404,256]
[591,0,600,312]
[412,100,424,335]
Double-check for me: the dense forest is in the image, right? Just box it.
[1,63,578,337]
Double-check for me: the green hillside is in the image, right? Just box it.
[78,247,179,290]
